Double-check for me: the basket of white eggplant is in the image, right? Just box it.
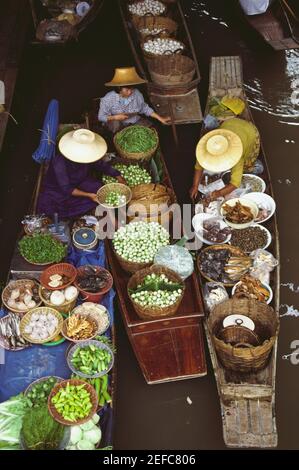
[135,15,178,39]
[142,37,185,59]
[39,285,79,316]
[112,221,170,274]
[127,265,185,320]
[129,0,167,26]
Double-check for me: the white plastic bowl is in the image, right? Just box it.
[242,174,266,193]
[229,224,272,253]
[243,192,276,224]
[232,281,273,305]
[220,198,259,229]
[192,213,231,246]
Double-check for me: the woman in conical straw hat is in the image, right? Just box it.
[189,118,260,201]
[37,128,126,218]
[98,67,171,134]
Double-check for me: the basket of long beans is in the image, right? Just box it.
[114,125,159,163]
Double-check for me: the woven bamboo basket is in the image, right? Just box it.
[130,2,168,28]
[142,38,185,59]
[114,126,159,163]
[2,279,42,314]
[134,15,177,39]
[20,307,63,344]
[39,286,78,315]
[148,55,196,85]
[208,298,279,372]
[48,379,98,426]
[61,309,104,343]
[97,183,132,209]
[114,249,153,274]
[40,263,77,291]
[127,185,176,224]
[197,244,251,287]
[217,326,260,348]
[127,264,185,320]
[24,376,64,396]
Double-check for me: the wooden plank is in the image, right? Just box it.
[221,384,273,400]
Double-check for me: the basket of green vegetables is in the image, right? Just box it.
[97,183,132,209]
[67,340,114,379]
[19,234,67,266]
[114,125,159,163]
[128,264,185,320]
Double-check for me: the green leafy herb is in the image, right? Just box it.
[19,234,66,264]
[21,405,65,450]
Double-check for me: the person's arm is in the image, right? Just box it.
[98,95,128,123]
[94,160,127,185]
[210,159,244,200]
[150,111,171,125]
[189,166,203,200]
[136,89,170,125]
[72,188,98,202]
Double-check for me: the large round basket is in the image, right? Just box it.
[39,286,79,316]
[127,264,185,320]
[114,126,159,163]
[48,379,98,426]
[40,263,77,291]
[74,266,113,303]
[97,183,132,210]
[2,279,42,315]
[148,55,196,85]
[20,307,63,344]
[114,248,153,274]
[135,15,177,39]
[24,376,64,396]
[197,244,250,287]
[61,308,106,343]
[142,38,185,59]
[208,298,279,373]
[67,340,114,379]
[130,2,168,27]
[127,185,176,225]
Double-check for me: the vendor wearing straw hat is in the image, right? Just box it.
[189,118,260,200]
[37,129,126,218]
[98,67,171,133]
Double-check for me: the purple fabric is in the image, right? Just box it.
[98,89,154,124]
[37,154,120,218]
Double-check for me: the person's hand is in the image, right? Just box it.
[112,114,129,122]
[189,185,199,201]
[89,193,99,203]
[210,190,222,201]
[159,116,171,125]
[116,175,127,185]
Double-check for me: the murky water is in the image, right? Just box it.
[0,0,299,449]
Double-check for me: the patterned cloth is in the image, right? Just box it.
[98,89,154,125]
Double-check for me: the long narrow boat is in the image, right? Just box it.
[29,0,105,45]
[197,56,280,448]
[238,0,299,50]
[1,121,116,449]
[88,111,207,384]
[118,0,202,126]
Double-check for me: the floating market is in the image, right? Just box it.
[1,0,299,454]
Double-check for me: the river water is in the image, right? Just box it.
[0,0,299,449]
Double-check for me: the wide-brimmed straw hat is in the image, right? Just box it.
[59,129,107,164]
[105,67,147,87]
[196,129,243,173]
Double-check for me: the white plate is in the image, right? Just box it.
[192,213,231,246]
[229,224,272,253]
[243,192,276,224]
[242,174,266,193]
[232,281,273,304]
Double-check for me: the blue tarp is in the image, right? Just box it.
[32,99,59,164]
[0,241,115,403]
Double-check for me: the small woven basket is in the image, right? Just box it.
[197,244,250,287]
[67,340,114,379]
[48,379,98,426]
[2,279,42,314]
[148,55,196,85]
[39,286,78,315]
[208,298,279,373]
[97,183,132,209]
[127,185,176,224]
[127,264,185,320]
[217,326,260,348]
[114,126,159,163]
[130,2,168,27]
[61,309,103,343]
[113,248,153,274]
[20,307,63,344]
[135,15,177,39]
[40,263,77,291]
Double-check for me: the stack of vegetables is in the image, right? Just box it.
[114,126,158,161]
[129,273,184,309]
[102,163,151,187]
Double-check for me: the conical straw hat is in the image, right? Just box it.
[196,129,243,173]
[105,67,147,87]
[59,129,107,164]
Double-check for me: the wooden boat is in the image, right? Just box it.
[29,0,105,45]
[196,56,280,448]
[118,0,202,126]
[239,0,299,50]
[4,122,116,449]
[88,110,207,384]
